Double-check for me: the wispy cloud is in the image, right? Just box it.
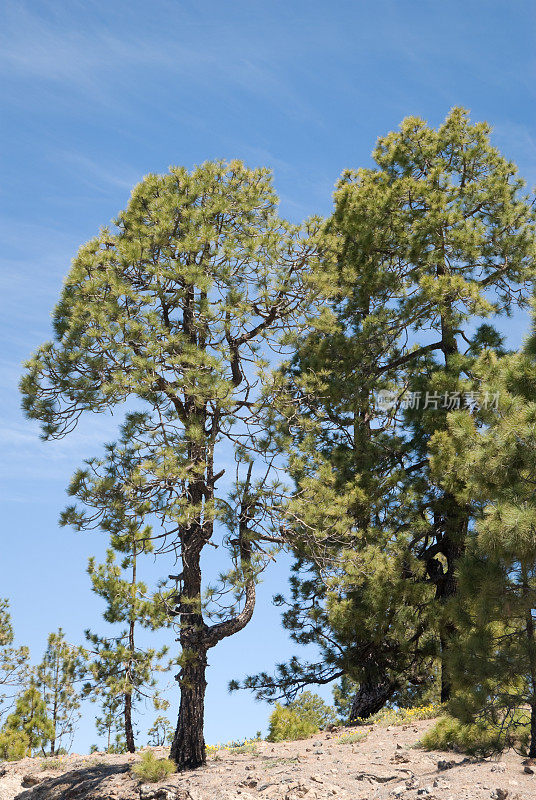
[0,1,321,123]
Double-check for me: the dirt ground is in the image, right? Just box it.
[1,718,535,800]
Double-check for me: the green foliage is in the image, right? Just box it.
[1,682,54,756]
[266,703,318,742]
[132,750,177,782]
[147,716,174,747]
[419,715,521,756]
[357,704,441,727]
[36,629,83,755]
[239,106,536,717]
[336,731,367,745]
[21,159,320,767]
[82,535,173,753]
[0,727,30,761]
[94,695,126,754]
[332,676,357,721]
[287,691,337,729]
[0,599,30,725]
[429,314,536,757]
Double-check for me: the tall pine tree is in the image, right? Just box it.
[21,161,319,768]
[239,108,536,713]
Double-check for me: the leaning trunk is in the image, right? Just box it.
[170,645,208,769]
[349,675,398,722]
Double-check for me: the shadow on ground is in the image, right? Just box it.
[15,763,130,800]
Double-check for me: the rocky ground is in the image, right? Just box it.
[1,718,535,800]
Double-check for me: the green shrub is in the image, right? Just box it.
[419,715,515,756]
[287,692,338,729]
[0,728,30,761]
[132,751,177,782]
[266,704,318,742]
[337,731,367,745]
[353,703,441,727]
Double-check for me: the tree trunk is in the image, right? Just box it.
[524,595,536,758]
[349,676,398,722]
[529,701,536,760]
[124,692,135,753]
[125,547,136,754]
[170,646,208,770]
[434,509,467,703]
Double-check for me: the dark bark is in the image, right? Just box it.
[433,293,468,702]
[524,599,536,758]
[170,465,257,770]
[170,646,208,770]
[124,546,136,753]
[124,692,135,753]
[530,702,536,760]
[349,676,398,721]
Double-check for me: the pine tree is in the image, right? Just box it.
[239,108,536,712]
[94,694,126,754]
[1,681,54,756]
[81,537,172,753]
[147,715,174,747]
[430,326,536,756]
[0,599,30,725]
[36,629,83,755]
[21,161,319,769]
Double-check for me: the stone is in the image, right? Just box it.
[238,777,258,788]
[139,787,191,800]
[22,773,47,788]
[490,790,509,800]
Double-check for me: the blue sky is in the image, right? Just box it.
[1,0,535,753]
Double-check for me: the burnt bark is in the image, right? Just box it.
[349,676,398,721]
[170,464,257,770]
[124,692,135,753]
[170,646,208,769]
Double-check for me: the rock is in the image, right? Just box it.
[490,790,509,800]
[392,751,410,763]
[238,777,258,788]
[0,764,6,778]
[437,759,456,771]
[139,787,191,800]
[22,773,47,787]
[325,724,341,733]
[284,784,312,798]
[392,785,407,797]
[523,765,534,774]
[491,765,506,773]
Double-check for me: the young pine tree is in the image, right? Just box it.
[22,161,319,769]
[81,536,172,754]
[147,715,174,747]
[1,681,54,757]
[36,629,83,755]
[0,599,30,725]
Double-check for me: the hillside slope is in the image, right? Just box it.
[1,718,534,800]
